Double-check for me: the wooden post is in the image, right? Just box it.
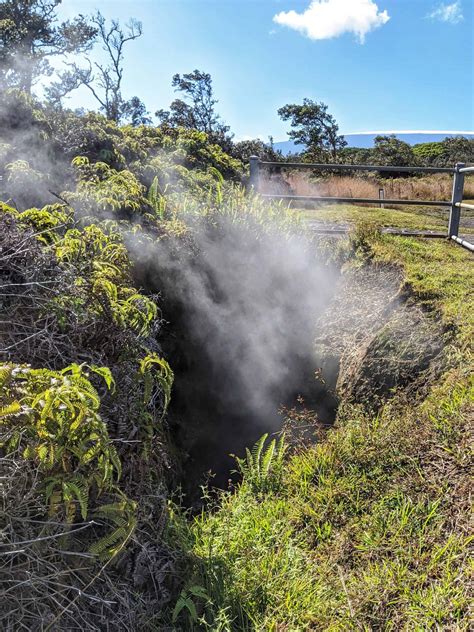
[448,162,465,237]
[249,155,259,192]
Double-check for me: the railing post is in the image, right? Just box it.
[448,162,465,237]
[249,155,260,193]
[379,187,385,209]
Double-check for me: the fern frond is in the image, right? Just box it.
[261,438,276,479]
[90,498,137,561]
[0,401,21,419]
[62,477,89,520]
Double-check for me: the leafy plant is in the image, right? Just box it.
[67,156,149,217]
[54,223,158,336]
[139,353,174,414]
[235,433,286,495]
[0,362,120,522]
[89,495,137,561]
[147,175,168,220]
[17,204,73,243]
[172,585,211,628]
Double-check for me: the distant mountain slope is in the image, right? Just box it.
[274,132,474,154]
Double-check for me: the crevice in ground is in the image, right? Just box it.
[160,297,339,503]
[140,257,447,503]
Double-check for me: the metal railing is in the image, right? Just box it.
[449,164,474,252]
[249,157,474,252]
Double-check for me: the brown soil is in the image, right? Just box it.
[315,263,447,411]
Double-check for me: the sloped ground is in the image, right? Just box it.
[316,264,446,410]
[174,231,473,631]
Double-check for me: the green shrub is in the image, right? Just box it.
[0,362,120,522]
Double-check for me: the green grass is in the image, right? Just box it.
[372,235,474,350]
[301,203,474,234]
[179,373,472,630]
[170,208,473,631]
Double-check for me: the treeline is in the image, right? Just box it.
[2,0,472,177]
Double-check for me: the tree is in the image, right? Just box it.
[277,99,346,162]
[0,0,96,94]
[231,137,282,163]
[338,145,373,165]
[412,141,445,166]
[438,136,474,166]
[156,69,233,151]
[47,12,145,123]
[412,137,474,167]
[372,135,415,167]
[121,96,152,127]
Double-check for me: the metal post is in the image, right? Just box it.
[448,162,465,237]
[249,155,259,192]
[379,188,385,209]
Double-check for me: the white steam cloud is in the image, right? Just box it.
[427,2,464,24]
[129,216,338,484]
[137,219,336,418]
[273,0,390,44]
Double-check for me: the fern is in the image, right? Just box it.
[139,353,174,414]
[90,497,137,561]
[63,477,90,520]
[67,157,148,217]
[17,205,72,244]
[147,176,168,220]
[236,433,286,495]
[53,223,158,336]
[0,362,122,522]
[0,401,21,419]
[207,166,224,205]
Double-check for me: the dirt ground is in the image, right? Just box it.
[314,263,447,411]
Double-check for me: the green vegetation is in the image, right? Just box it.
[1,4,473,629]
[173,231,473,631]
[372,235,474,347]
[303,203,450,231]
[0,94,296,625]
[1,109,472,628]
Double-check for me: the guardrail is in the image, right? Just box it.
[449,165,474,252]
[249,157,473,252]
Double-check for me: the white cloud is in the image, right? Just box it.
[273,0,390,44]
[427,2,464,24]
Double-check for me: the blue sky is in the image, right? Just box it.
[57,0,473,141]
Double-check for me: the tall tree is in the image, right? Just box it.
[277,99,346,162]
[439,136,474,166]
[372,135,415,167]
[231,137,282,163]
[156,69,233,151]
[120,96,152,127]
[47,12,146,124]
[0,0,96,94]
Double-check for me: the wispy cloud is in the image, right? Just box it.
[427,2,464,24]
[273,0,390,44]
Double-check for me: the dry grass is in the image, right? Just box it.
[261,172,474,205]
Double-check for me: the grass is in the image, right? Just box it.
[372,235,474,349]
[268,173,474,205]
[302,203,450,231]
[170,206,473,631]
[301,202,474,235]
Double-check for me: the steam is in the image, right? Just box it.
[0,92,71,210]
[129,214,338,489]
[0,84,339,490]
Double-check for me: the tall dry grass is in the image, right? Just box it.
[260,172,474,204]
